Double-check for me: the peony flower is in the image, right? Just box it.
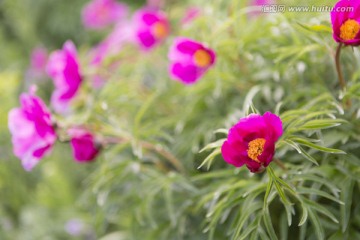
[331,0,360,46]
[168,37,216,85]
[221,112,283,173]
[82,0,128,29]
[47,41,82,114]
[132,8,170,50]
[68,128,100,162]
[8,89,57,171]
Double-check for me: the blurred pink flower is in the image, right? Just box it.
[47,41,82,114]
[168,37,216,85]
[65,219,85,236]
[89,22,133,88]
[68,128,100,162]
[221,112,283,173]
[82,0,128,29]
[30,47,48,73]
[132,8,170,50]
[181,7,201,25]
[249,0,276,17]
[8,89,56,171]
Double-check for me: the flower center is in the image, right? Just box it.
[152,22,168,39]
[193,49,212,67]
[340,19,360,41]
[247,138,266,163]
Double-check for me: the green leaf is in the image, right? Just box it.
[297,119,346,131]
[297,187,344,205]
[263,207,279,240]
[297,145,319,166]
[197,148,221,170]
[340,178,355,232]
[305,200,339,224]
[308,209,325,240]
[298,202,308,226]
[199,139,226,153]
[297,22,333,33]
[291,137,346,154]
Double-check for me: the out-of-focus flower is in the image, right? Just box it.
[89,22,133,88]
[30,47,48,73]
[47,41,82,114]
[331,0,360,46]
[181,7,201,25]
[249,0,276,17]
[68,128,100,162]
[65,219,85,236]
[168,37,216,85]
[221,112,283,173]
[8,88,56,171]
[82,0,128,29]
[132,8,170,50]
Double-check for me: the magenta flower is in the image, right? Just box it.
[221,112,283,173]
[331,0,360,46]
[30,47,48,73]
[47,41,82,114]
[69,128,100,162]
[168,37,216,85]
[132,8,170,50]
[82,0,128,29]
[8,90,56,171]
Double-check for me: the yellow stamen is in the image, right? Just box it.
[152,22,168,39]
[193,49,212,67]
[247,138,266,163]
[340,19,360,41]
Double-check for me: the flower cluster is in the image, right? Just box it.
[8,0,354,174]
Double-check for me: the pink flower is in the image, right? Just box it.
[181,7,201,25]
[221,112,283,173]
[132,8,170,50]
[30,47,48,73]
[249,0,276,17]
[47,41,82,114]
[8,90,57,171]
[168,37,216,85]
[89,22,133,88]
[69,128,100,162]
[331,0,360,46]
[82,0,128,29]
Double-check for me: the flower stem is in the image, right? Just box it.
[273,158,287,171]
[335,43,346,90]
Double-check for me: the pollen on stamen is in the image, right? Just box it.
[247,138,266,163]
[152,22,168,39]
[340,19,360,41]
[193,49,211,67]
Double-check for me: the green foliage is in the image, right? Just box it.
[1,0,360,239]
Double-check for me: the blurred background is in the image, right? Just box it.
[0,0,352,239]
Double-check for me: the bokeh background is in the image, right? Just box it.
[2,0,359,239]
